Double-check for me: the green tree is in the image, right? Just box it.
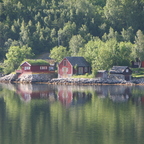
[132,30,144,67]
[69,35,85,56]
[118,41,133,66]
[3,45,33,74]
[104,0,144,31]
[78,38,101,64]
[50,46,70,62]
[121,27,134,42]
[58,21,76,47]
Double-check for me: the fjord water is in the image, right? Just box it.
[0,83,144,144]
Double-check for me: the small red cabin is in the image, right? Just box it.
[16,60,55,74]
[58,57,91,78]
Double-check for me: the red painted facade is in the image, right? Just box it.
[58,58,90,78]
[58,58,73,78]
[16,62,55,74]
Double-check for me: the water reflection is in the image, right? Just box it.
[16,84,56,102]
[94,85,144,104]
[58,86,92,107]
[0,83,144,144]
[1,83,144,104]
[0,83,92,107]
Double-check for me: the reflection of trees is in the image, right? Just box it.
[0,84,144,144]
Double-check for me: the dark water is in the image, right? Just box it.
[0,83,144,144]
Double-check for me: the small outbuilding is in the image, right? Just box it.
[96,70,108,79]
[58,57,91,78]
[109,66,132,81]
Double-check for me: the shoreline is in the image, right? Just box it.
[0,73,144,85]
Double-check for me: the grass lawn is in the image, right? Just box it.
[72,74,93,78]
[131,68,144,78]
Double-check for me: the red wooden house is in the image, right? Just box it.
[58,57,91,78]
[16,60,55,74]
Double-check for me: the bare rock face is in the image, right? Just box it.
[0,73,57,83]
[18,73,57,83]
[0,73,18,83]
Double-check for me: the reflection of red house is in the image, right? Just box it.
[57,86,92,107]
[58,57,91,78]
[58,88,73,107]
[16,60,55,75]
[16,84,55,102]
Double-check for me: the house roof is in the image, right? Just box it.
[65,57,90,67]
[109,66,129,74]
[20,59,49,66]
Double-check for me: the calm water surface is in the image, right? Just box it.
[0,83,144,144]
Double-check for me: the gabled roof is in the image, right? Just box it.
[20,61,31,66]
[65,57,90,67]
[110,66,129,74]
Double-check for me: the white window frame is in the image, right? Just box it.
[40,66,47,70]
[24,66,30,70]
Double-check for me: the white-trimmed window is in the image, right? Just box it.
[40,66,47,70]
[84,67,88,72]
[24,66,30,70]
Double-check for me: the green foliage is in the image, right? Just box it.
[0,65,3,73]
[50,46,70,62]
[0,0,144,69]
[132,30,144,62]
[69,35,85,56]
[3,45,34,74]
[21,59,49,65]
[84,39,133,75]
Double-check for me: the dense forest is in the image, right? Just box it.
[0,0,144,74]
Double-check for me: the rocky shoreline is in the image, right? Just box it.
[0,73,144,85]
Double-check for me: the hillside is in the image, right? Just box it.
[0,0,144,74]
